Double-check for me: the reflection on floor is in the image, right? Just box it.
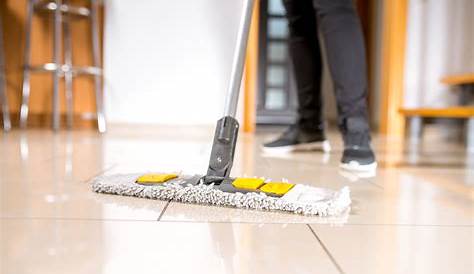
[1,126,473,274]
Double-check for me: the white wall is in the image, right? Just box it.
[404,0,474,108]
[103,0,244,125]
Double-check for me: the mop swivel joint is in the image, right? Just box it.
[206,116,239,178]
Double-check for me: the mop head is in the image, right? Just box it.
[91,173,351,216]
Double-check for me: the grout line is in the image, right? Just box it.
[157,200,172,222]
[366,180,384,189]
[307,224,345,274]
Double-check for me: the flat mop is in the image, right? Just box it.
[91,0,351,216]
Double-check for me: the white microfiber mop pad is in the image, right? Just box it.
[91,173,351,216]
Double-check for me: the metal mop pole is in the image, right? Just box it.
[206,0,255,178]
[224,0,255,118]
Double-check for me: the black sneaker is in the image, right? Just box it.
[263,124,331,153]
[340,117,377,172]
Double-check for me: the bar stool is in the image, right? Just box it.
[0,15,11,132]
[20,0,106,132]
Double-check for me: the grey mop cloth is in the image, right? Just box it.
[91,173,351,216]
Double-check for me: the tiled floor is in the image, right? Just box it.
[1,126,473,274]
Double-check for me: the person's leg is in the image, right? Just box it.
[284,0,323,129]
[313,0,376,170]
[263,0,330,152]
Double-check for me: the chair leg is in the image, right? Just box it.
[467,118,474,153]
[90,0,106,133]
[20,0,35,129]
[52,0,63,131]
[63,5,74,129]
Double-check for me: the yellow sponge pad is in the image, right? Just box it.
[259,182,295,195]
[232,178,265,190]
[136,173,178,184]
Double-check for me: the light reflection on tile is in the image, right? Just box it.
[161,202,350,225]
[1,175,167,220]
[1,130,167,220]
[1,219,339,274]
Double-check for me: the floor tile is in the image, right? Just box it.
[1,219,339,274]
[345,170,473,226]
[1,163,167,220]
[1,126,473,274]
[310,224,474,274]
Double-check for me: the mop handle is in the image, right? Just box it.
[223,0,255,118]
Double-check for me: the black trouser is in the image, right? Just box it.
[282,0,369,132]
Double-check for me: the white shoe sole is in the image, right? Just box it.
[340,161,377,172]
[262,140,331,153]
[338,169,376,181]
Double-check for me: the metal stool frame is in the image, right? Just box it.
[20,0,105,132]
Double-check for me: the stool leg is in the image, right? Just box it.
[52,0,63,131]
[63,4,73,129]
[0,16,10,131]
[0,71,9,132]
[409,116,423,144]
[0,79,9,132]
[467,118,474,153]
[0,92,9,132]
[20,0,35,129]
[91,0,106,133]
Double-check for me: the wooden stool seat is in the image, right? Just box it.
[399,73,474,152]
[440,73,474,86]
[400,107,474,118]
